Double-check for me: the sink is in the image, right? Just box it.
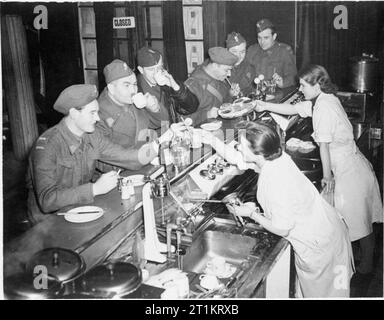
[183,230,257,274]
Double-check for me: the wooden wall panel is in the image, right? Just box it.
[202,1,227,58]
[225,1,296,51]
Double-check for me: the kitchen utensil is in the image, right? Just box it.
[57,210,101,216]
[26,247,86,284]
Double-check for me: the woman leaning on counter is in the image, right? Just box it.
[201,121,354,297]
[255,64,383,276]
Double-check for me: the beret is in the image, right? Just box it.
[208,47,238,66]
[104,59,134,84]
[53,84,98,114]
[226,32,246,49]
[137,46,161,67]
[256,18,275,34]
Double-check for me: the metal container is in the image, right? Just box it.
[349,54,379,93]
[352,122,370,141]
[4,247,85,299]
[72,261,142,298]
[4,273,64,299]
[26,247,86,284]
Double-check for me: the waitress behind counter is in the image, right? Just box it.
[26,84,185,225]
[255,64,383,276]
[200,122,354,297]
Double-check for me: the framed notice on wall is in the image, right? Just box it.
[185,41,204,74]
[183,6,203,40]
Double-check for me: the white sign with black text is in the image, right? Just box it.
[113,16,135,29]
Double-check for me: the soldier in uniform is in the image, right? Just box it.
[184,47,238,125]
[27,84,182,224]
[137,46,199,126]
[97,59,156,149]
[246,18,297,88]
[226,31,256,97]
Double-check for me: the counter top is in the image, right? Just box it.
[4,86,298,292]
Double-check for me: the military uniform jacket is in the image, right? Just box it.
[246,41,297,88]
[229,59,256,96]
[184,64,231,125]
[97,87,156,149]
[27,119,157,224]
[137,74,171,130]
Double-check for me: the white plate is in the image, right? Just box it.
[64,206,104,223]
[200,121,222,131]
[128,174,145,186]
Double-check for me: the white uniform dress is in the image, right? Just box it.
[294,93,383,241]
[257,152,354,297]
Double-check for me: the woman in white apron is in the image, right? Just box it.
[201,121,354,297]
[255,65,383,275]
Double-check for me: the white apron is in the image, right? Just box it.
[295,94,383,241]
[257,153,354,297]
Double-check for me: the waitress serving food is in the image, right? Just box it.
[255,64,383,276]
[201,121,354,297]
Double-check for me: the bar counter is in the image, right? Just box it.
[4,87,298,298]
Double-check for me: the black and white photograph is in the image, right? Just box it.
[1,0,383,303]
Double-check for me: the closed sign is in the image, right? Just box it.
[113,17,135,29]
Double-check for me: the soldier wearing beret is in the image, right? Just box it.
[184,47,238,125]
[26,84,182,224]
[246,18,297,88]
[226,31,257,97]
[137,46,199,126]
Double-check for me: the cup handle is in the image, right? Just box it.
[199,274,205,280]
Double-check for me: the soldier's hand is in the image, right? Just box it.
[272,73,283,88]
[158,122,187,144]
[145,93,161,113]
[154,70,171,87]
[229,83,241,97]
[92,171,119,196]
[255,100,267,112]
[207,107,219,119]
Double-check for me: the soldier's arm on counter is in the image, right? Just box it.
[95,129,158,170]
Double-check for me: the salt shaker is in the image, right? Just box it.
[127,178,135,196]
[121,179,131,200]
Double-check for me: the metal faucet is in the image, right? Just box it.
[166,217,187,259]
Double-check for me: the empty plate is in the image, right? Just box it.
[64,206,104,223]
[200,121,222,131]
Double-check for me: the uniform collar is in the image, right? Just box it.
[264,41,278,55]
[57,118,94,154]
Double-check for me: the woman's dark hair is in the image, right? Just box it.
[298,64,338,94]
[236,120,282,161]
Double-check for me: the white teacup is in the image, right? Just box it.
[206,257,226,276]
[199,274,221,290]
[132,92,147,109]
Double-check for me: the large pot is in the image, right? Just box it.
[4,247,85,299]
[349,54,379,93]
[69,261,142,299]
